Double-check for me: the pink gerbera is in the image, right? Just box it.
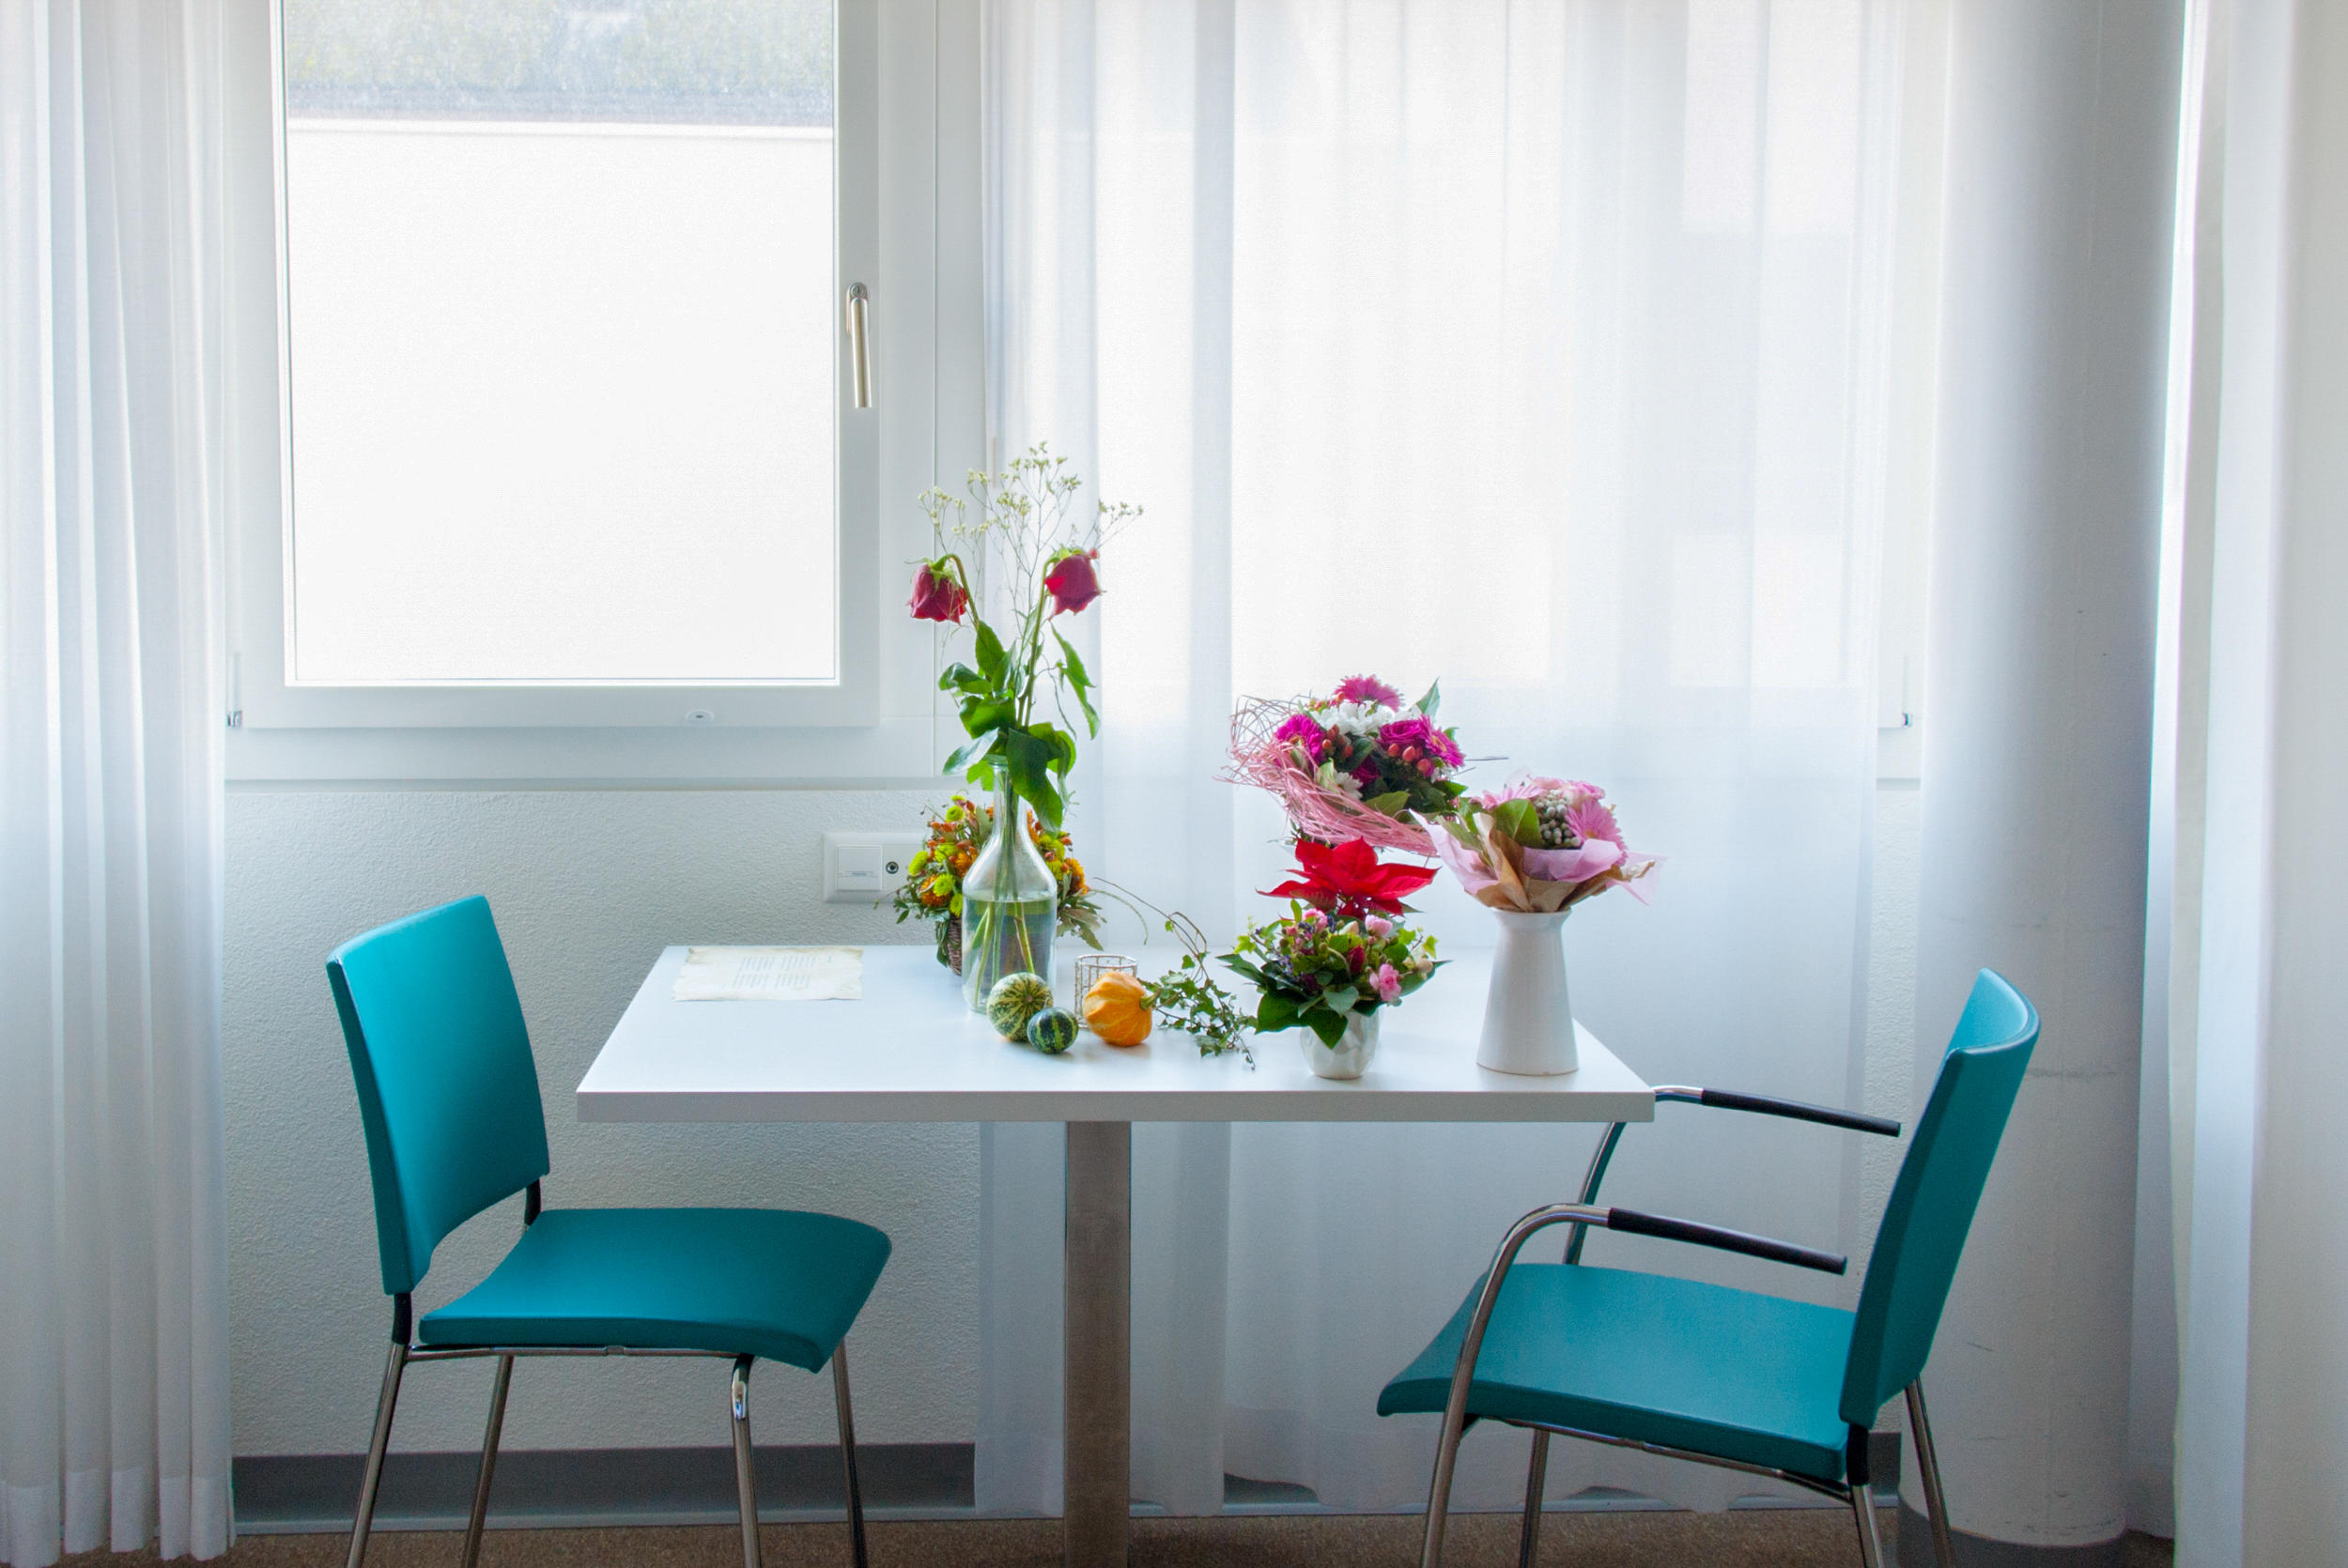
[1272,711,1329,764]
[1334,674,1403,707]
[1566,794,1624,848]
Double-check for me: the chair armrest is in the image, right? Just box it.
[1654,1084,1901,1137]
[1425,1198,1848,1511]
[1602,1206,1847,1274]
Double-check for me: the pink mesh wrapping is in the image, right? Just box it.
[1224,695,1438,857]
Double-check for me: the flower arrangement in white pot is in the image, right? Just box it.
[1422,776,1657,1076]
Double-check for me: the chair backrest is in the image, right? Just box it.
[1838,968,2037,1425]
[327,896,551,1297]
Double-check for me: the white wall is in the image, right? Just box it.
[224,776,1928,1461]
[223,786,978,1456]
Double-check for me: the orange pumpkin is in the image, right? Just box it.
[1083,971,1154,1047]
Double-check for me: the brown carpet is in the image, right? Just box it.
[64,1514,2177,1568]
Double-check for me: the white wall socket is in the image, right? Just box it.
[822,831,922,905]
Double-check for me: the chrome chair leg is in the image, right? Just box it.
[346,1339,409,1568]
[832,1340,871,1568]
[1418,1408,1469,1568]
[731,1355,763,1568]
[460,1353,515,1568]
[1516,1429,1550,1568]
[1906,1381,1958,1568]
[1850,1481,1887,1568]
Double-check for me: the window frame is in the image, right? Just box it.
[238,0,886,732]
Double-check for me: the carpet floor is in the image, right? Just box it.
[65,1514,2177,1568]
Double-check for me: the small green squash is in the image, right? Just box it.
[986,972,1056,1040]
[1026,1007,1079,1055]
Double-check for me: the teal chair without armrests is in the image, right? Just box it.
[1380,968,2038,1568]
[328,896,890,1568]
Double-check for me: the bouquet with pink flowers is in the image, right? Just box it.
[1226,675,1469,855]
[1423,775,1659,913]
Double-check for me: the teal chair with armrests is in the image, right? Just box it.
[1381,968,2038,1568]
[328,896,890,1568]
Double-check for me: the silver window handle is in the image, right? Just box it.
[844,284,871,409]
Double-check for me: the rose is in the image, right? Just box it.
[907,558,969,623]
[1372,962,1403,1005]
[1377,715,1463,773]
[1043,548,1104,616]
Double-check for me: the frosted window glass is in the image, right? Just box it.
[281,0,837,684]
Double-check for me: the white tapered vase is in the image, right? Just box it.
[1476,908,1579,1076]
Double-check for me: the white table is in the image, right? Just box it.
[578,945,1654,1566]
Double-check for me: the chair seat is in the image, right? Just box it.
[1378,1264,1857,1483]
[418,1208,890,1374]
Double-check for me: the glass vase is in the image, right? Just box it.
[960,781,1058,1012]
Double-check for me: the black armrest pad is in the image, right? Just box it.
[1697,1087,1900,1138]
[1605,1207,1848,1274]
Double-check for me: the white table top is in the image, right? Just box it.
[577,945,1654,1125]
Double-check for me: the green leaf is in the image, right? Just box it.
[1491,797,1541,845]
[939,661,993,696]
[1306,1007,1349,1047]
[1416,679,1442,719]
[943,733,999,781]
[1364,790,1411,816]
[975,621,1010,685]
[1255,992,1302,1033]
[956,695,1013,737]
[1054,631,1099,736]
[1001,727,1065,825]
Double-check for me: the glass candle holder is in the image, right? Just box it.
[1074,953,1138,1029]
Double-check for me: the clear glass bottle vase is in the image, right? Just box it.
[961,780,1058,1012]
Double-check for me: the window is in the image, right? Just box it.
[246,0,884,727]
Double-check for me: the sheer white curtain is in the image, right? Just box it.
[2161,0,2348,1560]
[0,3,235,1562]
[978,0,1917,1518]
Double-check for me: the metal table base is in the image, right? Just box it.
[1063,1120,1131,1568]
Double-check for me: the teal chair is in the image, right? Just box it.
[1381,969,2037,1568]
[328,897,890,1568]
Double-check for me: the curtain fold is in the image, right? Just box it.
[2163,0,2348,1560]
[0,3,234,1562]
[979,0,1909,1515]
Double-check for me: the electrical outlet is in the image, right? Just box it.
[823,832,922,905]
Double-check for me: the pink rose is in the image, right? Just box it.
[907,559,969,623]
[1365,915,1395,939]
[1373,962,1403,1004]
[1043,549,1104,616]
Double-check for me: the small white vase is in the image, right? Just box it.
[1300,1009,1381,1080]
[1477,908,1579,1076]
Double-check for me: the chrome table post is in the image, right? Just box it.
[1064,1119,1132,1568]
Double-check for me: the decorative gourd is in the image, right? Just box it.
[986,972,1056,1041]
[1083,971,1153,1047]
[1026,1007,1079,1055]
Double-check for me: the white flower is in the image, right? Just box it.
[1316,760,1366,799]
[1325,700,1408,736]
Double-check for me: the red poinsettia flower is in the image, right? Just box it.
[1262,838,1437,917]
[1043,548,1103,616]
[908,558,968,623]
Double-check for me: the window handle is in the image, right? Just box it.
[845,284,872,409]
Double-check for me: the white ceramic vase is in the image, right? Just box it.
[1299,1009,1381,1080]
[1477,908,1579,1076]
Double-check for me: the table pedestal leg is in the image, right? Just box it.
[1063,1119,1131,1568]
